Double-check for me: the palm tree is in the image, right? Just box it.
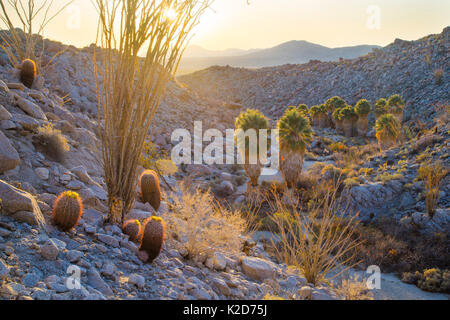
[318,104,328,128]
[235,109,269,188]
[339,106,358,138]
[297,104,309,115]
[309,105,321,127]
[354,99,371,137]
[326,96,347,127]
[277,109,313,188]
[374,98,388,120]
[375,114,400,151]
[332,108,344,134]
[387,94,405,124]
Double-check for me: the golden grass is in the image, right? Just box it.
[266,184,362,285]
[165,182,246,259]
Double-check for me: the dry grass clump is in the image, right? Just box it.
[336,275,374,300]
[165,183,246,259]
[33,123,69,162]
[417,161,447,218]
[266,185,362,285]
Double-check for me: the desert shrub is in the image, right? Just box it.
[165,183,246,259]
[417,161,448,218]
[402,269,450,293]
[328,141,347,153]
[267,186,362,285]
[375,172,404,184]
[33,123,69,162]
[139,140,178,176]
[336,275,374,300]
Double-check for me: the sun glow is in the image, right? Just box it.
[165,8,177,21]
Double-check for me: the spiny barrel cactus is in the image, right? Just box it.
[52,191,83,231]
[375,114,400,151]
[234,109,269,187]
[19,59,36,89]
[139,170,161,211]
[332,108,344,134]
[339,106,357,137]
[122,219,142,243]
[139,216,165,263]
[355,99,371,137]
[374,98,388,119]
[277,109,313,188]
[387,94,405,123]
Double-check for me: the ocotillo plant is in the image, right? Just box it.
[234,109,269,187]
[277,109,313,188]
[94,0,213,224]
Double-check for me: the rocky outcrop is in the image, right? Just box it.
[0,180,46,230]
[0,130,20,173]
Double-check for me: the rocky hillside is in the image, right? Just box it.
[179,27,449,122]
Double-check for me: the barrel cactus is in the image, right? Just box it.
[122,219,142,243]
[354,99,371,137]
[139,170,161,211]
[375,114,400,151]
[139,216,165,263]
[234,109,269,187]
[52,191,83,231]
[19,59,36,89]
[277,109,313,188]
[374,98,388,119]
[339,106,358,137]
[387,94,405,124]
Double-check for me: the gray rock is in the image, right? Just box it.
[97,233,119,248]
[0,180,46,229]
[41,239,59,260]
[23,273,40,287]
[67,250,83,263]
[241,256,277,281]
[0,258,9,279]
[128,274,145,289]
[35,167,50,180]
[87,268,113,297]
[15,97,47,120]
[0,104,11,120]
[0,130,20,173]
[212,277,230,296]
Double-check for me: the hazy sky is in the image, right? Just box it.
[21,0,450,50]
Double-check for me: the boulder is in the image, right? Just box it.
[0,130,20,173]
[15,97,47,120]
[0,180,46,230]
[0,104,12,121]
[240,256,277,281]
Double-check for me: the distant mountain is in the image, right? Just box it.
[178,41,380,74]
[183,45,261,58]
